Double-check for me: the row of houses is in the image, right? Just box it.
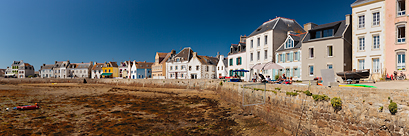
[215,0,408,82]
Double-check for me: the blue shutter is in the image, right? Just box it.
[290,52,293,62]
[276,54,278,63]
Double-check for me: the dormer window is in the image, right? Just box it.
[176,58,180,62]
[285,38,294,49]
[313,29,334,39]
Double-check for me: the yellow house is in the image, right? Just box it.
[101,61,119,78]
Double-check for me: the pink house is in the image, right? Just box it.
[385,0,408,76]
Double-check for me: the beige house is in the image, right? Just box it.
[301,15,352,80]
[152,50,175,79]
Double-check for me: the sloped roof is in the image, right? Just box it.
[249,17,306,37]
[277,33,307,52]
[168,48,194,62]
[197,55,219,66]
[134,62,153,69]
[40,64,54,70]
[92,63,104,70]
[223,59,228,66]
[351,0,375,7]
[303,20,348,42]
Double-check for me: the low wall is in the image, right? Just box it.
[1,78,408,135]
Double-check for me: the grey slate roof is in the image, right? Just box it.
[92,63,104,70]
[40,64,54,70]
[303,20,347,43]
[228,42,246,55]
[248,17,305,37]
[277,33,306,52]
[168,48,194,62]
[223,59,228,66]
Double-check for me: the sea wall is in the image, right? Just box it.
[1,78,408,135]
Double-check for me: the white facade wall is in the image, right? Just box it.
[187,57,202,79]
[92,69,102,79]
[216,55,227,78]
[227,52,249,81]
[166,61,188,79]
[131,61,137,79]
[275,49,302,80]
[246,31,274,79]
[352,1,385,80]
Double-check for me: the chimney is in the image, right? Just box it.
[55,61,57,64]
[303,22,318,32]
[219,55,224,61]
[43,64,45,66]
[193,52,197,57]
[240,35,247,43]
[345,14,351,26]
[81,62,84,63]
[171,49,176,54]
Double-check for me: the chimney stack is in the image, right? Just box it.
[303,22,318,32]
[240,35,247,43]
[345,14,351,26]
[171,49,176,54]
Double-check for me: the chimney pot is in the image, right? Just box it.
[345,14,351,26]
[303,22,318,32]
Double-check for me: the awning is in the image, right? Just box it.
[101,73,113,76]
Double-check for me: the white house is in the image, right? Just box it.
[91,62,104,79]
[166,47,193,79]
[119,61,131,79]
[18,63,35,78]
[187,52,218,79]
[351,0,385,81]
[130,60,137,79]
[228,36,249,81]
[40,64,54,78]
[52,61,69,78]
[246,17,305,79]
[274,32,306,80]
[68,62,93,78]
[216,55,228,78]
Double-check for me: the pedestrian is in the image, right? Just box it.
[394,71,398,80]
[252,72,257,82]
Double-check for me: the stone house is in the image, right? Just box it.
[166,47,194,79]
[152,50,175,79]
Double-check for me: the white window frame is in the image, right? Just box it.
[251,40,253,48]
[264,50,268,60]
[358,15,365,28]
[327,64,333,69]
[358,59,365,70]
[257,51,260,60]
[372,58,380,73]
[250,53,253,61]
[308,65,314,76]
[359,37,365,51]
[372,11,380,26]
[397,24,406,44]
[264,35,268,45]
[397,0,406,17]
[397,52,406,71]
[309,48,314,58]
[327,45,333,57]
[373,35,380,49]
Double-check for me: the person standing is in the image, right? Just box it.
[252,72,258,82]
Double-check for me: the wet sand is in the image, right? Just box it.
[0,83,286,136]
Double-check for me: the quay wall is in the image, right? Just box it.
[1,78,408,135]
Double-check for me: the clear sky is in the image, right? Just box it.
[0,0,355,70]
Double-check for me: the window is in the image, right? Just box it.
[373,35,380,49]
[206,66,209,72]
[309,65,314,76]
[250,53,253,61]
[309,48,314,58]
[229,58,233,66]
[257,38,260,46]
[257,51,260,60]
[327,46,333,57]
[282,53,285,62]
[237,57,242,65]
[359,59,365,70]
[189,66,191,71]
[175,66,178,70]
[359,37,365,51]
[327,64,333,69]
[170,66,173,70]
[294,51,300,61]
[397,25,406,43]
[218,67,219,70]
[397,52,406,70]
[251,40,253,48]
[286,53,290,62]
[398,0,406,16]
[278,54,282,63]
[316,31,322,39]
[264,35,268,44]
[373,58,380,73]
[294,68,300,77]
[196,65,199,70]
[359,15,365,28]
[285,38,294,48]
[264,50,268,60]
[181,65,185,70]
[323,29,333,37]
[373,12,380,26]
[176,58,180,62]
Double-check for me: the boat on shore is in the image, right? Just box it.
[336,69,370,80]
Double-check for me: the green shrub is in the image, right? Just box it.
[379,106,383,111]
[219,81,223,86]
[286,92,298,96]
[312,94,329,101]
[363,100,365,103]
[266,90,277,94]
[389,102,398,114]
[331,97,342,110]
[274,75,279,80]
[304,90,312,96]
[275,87,281,91]
[253,88,264,91]
[390,100,393,103]
[388,97,390,100]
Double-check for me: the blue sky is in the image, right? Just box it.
[0,0,355,70]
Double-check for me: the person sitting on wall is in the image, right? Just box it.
[265,76,271,83]
[386,73,391,80]
[281,74,287,81]
[258,73,266,82]
[394,71,398,80]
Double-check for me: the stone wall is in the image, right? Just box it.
[1,78,408,135]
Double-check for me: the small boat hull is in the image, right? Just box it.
[336,69,370,80]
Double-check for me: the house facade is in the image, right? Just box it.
[166,47,193,79]
[187,52,218,79]
[91,62,104,79]
[119,61,131,79]
[0,69,5,77]
[101,62,119,78]
[385,0,409,76]
[68,62,93,78]
[152,50,175,79]
[40,64,54,78]
[274,32,306,80]
[18,63,35,78]
[301,15,352,80]
[228,36,248,81]
[52,61,70,78]
[216,55,228,78]
[10,60,23,77]
[246,17,305,79]
[351,0,385,81]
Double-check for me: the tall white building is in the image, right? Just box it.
[246,17,305,78]
[166,47,193,79]
[216,55,228,78]
[351,0,385,81]
[227,36,249,81]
